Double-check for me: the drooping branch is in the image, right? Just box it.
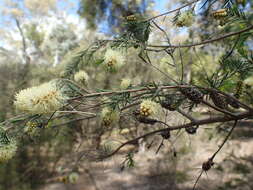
[78,111,251,160]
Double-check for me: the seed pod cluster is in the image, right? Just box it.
[210,92,228,109]
[227,97,240,109]
[161,130,171,139]
[180,87,204,104]
[185,126,198,135]
[160,94,183,111]
[202,159,214,171]
[226,81,244,109]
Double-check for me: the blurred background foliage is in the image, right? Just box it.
[0,0,253,190]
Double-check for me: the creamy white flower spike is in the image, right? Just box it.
[101,107,120,126]
[244,77,253,86]
[120,78,131,89]
[140,99,159,117]
[74,70,89,84]
[14,81,67,114]
[104,48,125,70]
[68,172,79,184]
[0,140,17,163]
[175,11,194,27]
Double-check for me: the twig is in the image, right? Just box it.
[177,108,196,122]
[138,53,179,84]
[210,120,238,160]
[193,170,204,190]
[152,21,171,44]
[148,25,253,49]
[146,0,200,21]
[201,100,236,117]
[70,85,191,101]
[155,139,164,154]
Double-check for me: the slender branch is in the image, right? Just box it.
[78,111,251,160]
[51,115,96,128]
[210,120,238,160]
[146,0,200,21]
[201,100,236,117]
[62,79,90,94]
[193,120,238,190]
[155,139,164,154]
[148,25,253,49]
[152,21,171,44]
[193,170,204,190]
[138,54,179,84]
[177,108,196,122]
[56,111,96,116]
[70,85,188,101]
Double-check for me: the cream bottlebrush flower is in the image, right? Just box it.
[175,11,194,27]
[245,77,253,86]
[140,99,159,117]
[104,48,125,70]
[101,107,120,126]
[74,70,89,84]
[68,172,79,184]
[14,81,67,114]
[120,78,131,89]
[0,140,17,163]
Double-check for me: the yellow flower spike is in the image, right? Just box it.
[139,99,159,117]
[126,14,137,21]
[213,9,227,19]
